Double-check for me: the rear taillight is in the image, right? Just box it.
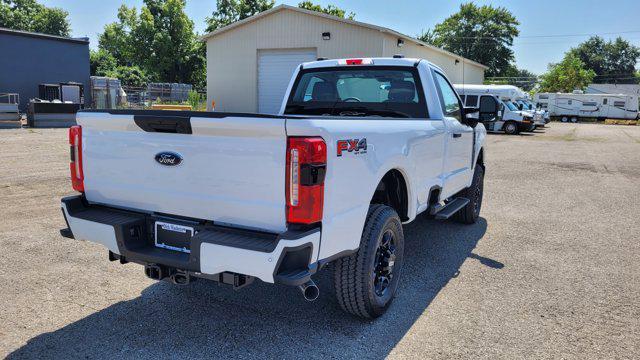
[286,137,326,225]
[69,125,84,192]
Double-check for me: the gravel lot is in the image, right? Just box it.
[1,123,639,359]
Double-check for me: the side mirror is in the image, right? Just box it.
[462,106,479,128]
[518,103,524,111]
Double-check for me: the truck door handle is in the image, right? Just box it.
[452,133,462,138]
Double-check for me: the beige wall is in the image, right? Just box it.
[206,8,485,112]
[381,34,485,85]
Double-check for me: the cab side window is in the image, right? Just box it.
[433,72,462,122]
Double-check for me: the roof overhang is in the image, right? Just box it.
[0,27,89,45]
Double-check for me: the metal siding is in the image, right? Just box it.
[206,27,257,112]
[0,32,90,111]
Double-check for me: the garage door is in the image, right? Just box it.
[258,49,317,114]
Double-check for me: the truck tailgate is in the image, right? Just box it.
[78,111,287,233]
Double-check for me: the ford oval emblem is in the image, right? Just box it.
[155,152,183,166]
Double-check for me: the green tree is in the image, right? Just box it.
[95,0,205,87]
[539,53,595,93]
[297,1,355,19]
[486,64,537,91]
[205,0,274,32]
[419,2,519,77]
[417,29,436,44]
[569,36,640,84]
[0,0,70,36]
[104,66,149,88]
[90,49,117,76]
[97,5,138,66]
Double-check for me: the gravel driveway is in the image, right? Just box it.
[1,123,639,359]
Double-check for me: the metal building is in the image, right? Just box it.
[0,27,90,112]
[202,5,488,113]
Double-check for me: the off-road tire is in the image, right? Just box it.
[453,165,485,224]
[333,204,404,319]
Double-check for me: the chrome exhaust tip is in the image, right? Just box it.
[298,280,319,301]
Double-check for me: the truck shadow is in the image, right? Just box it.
[8,218,498,360]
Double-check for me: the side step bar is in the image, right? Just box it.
[432,197,470,220]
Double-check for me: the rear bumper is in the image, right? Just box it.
[61,195,320,285]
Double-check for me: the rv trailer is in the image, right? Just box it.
[534,92,639,122]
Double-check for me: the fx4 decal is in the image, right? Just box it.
[337,138,367,157]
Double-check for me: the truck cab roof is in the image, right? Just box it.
[301,57,438,70]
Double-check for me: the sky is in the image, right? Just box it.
[40,0,640,75]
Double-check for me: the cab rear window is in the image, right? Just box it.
[285,66,428,118]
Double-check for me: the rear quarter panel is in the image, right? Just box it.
[286,118,446,260]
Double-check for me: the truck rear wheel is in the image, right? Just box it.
[453,164,484,224]
[333,204,404,319]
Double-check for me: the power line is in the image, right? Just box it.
[518,30,640,38]
[488,72,640,79]
[432,30,640,40]
[513,37,640,45]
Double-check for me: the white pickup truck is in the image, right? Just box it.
[60,57,498,318]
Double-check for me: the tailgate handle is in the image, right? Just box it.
[134,115,192,134]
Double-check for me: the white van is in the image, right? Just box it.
[512,98,550,125]
[455,84,546,127]
[455,85,535,134]
[534,92,639,122]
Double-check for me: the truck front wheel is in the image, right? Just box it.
[504,121,519,135]
[333,204,405,319]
